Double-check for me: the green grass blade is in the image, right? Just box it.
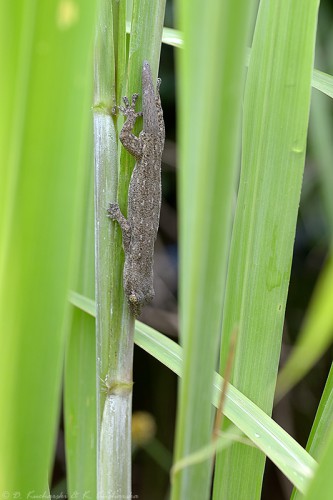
[312,69,333,99]
[304,363,333,460]
[65,311,96,495]
[144,324,318,494]
[65,162,96,496]
[162,27,183,48]
[160,28,333,99]
[68,294,317,494]
[276,256,333,400]
[215,1,320,498]
[134,322,316,495]
[309,90,333,235]
[69,290,96,317]
[292,363,333,500]
[303,427,333,500]
[172,0,255,498]
[172,427,249,475]
[276,40,333,401]
[0,0,96,494]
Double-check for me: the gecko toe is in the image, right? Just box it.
[131,93,139,106]
[107,203,119,219]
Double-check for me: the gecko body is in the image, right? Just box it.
[108,61,165,317]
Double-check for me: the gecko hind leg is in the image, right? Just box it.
[107,203,131,252]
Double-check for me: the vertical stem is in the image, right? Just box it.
[94,0,134,497]
[94,0,166,496]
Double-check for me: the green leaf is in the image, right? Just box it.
[215,1,320,497]
[312,69,333,100]
[135,322,316,496]
[0,0,96,495]
[303,427,333,500]
[171,0,256,498]
[65,166,96,496]
[276,256,333,400]
[69,294,317,494]
[309,49,333,236]
[160,28,333,99]
[275,41,333,400]
[293,363,333,500]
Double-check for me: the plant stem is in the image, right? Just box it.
[94,1,134,497]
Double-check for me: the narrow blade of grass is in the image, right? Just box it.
[68,295,317,495]
[215,1,320,498]
[309,87,333,235]
[303,426,333,500]
[160,28,333,99]
[0,0,96,494]
[133,321,316,495]
[276,40,333,402]
[65,165,96,496]
[276,256,333,400]
[171,0,255,498]
[292,363,333,500]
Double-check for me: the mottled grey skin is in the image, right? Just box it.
[108,61,165,317]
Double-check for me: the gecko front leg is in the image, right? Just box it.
[107,203,131,253]
[119,93,143,159]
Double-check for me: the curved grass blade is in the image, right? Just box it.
[159,28,333,99]
[69,293,317,494]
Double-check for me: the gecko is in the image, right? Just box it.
[107,61,165,317]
